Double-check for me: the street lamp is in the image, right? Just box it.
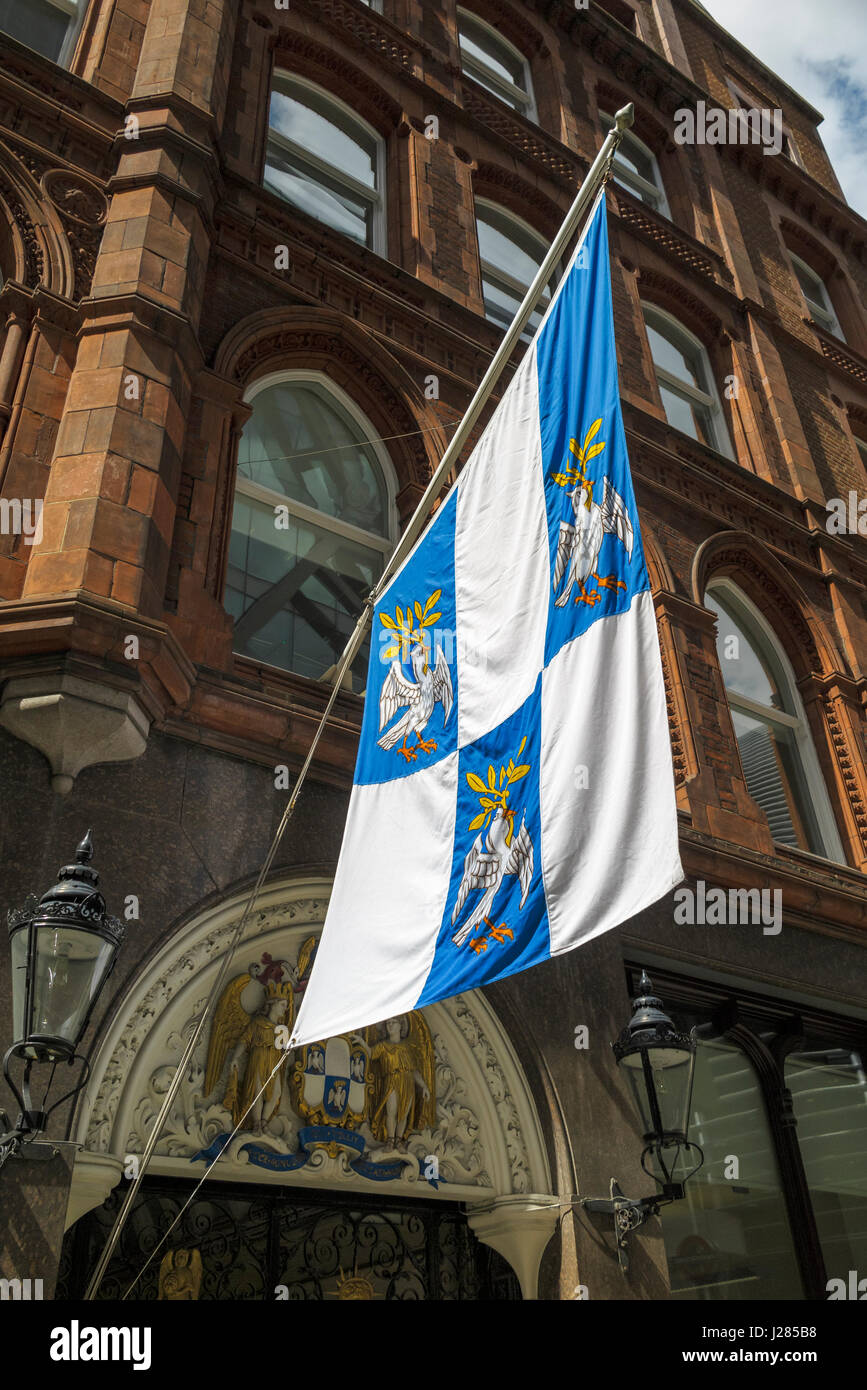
[1,831,124,1166]
[582,970,703,1271]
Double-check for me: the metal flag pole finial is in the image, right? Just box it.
[83,112,634,1300]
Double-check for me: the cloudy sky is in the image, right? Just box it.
[701,0,867,217]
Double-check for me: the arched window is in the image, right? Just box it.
[475,199,552,342]
[457,10,536,120]
[788,252,844,341]
[225,374,396,691]
[600,111,669,216]
[642,304,732,457]
[706,578,844,861]
[0,0,86,64]
[264,74,386,254]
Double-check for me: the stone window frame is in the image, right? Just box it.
[599,109,670,219]
[227,369,399,687]
[640,302,734,459]
[456,8,538,123]
[705,577,846,865]
[787,250,846,342]
[2,0,87,66]
[473,197,556,343]
[264,72,388,258]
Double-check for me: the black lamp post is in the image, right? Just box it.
[582,970,703,1271]
[1,831,125,1168]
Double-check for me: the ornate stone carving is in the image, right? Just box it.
[42,170,108,228]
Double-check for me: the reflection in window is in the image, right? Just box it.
[706,582,843,859]
[789,253,844,340]
[458,9,536,119]
[642,305,731,456]
[475,201,553,343]
[265,75,385,253]
[786,1047,867,1285]
[600,112,669,216]
[0,0,83,63]
[660,1035,803,1300]
[225,377,394,690]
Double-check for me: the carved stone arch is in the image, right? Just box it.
[640,517,676,594]
[457,0,547,57]
[637,266,726,346]
[691,531,841,680]
[69,874,559,1296]
[214,305,449,515]
[594,81,669,154]
[0,143,72,295]
[778,216,837,280]
[270,34,402,136]
[473,163,565,243]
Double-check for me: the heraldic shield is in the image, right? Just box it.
[291,1035,370,1130]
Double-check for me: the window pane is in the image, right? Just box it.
[646,320,705,390]
[237,381,389,536]
[269,87,376,189]
[706,592,783,709]
[786,1048,867,1286]
[459,16,525,89]
[612,166,660,210]
[658,383,713,445]
[731,709,819,850]
[481,274,545,340]
[660,1035,803,1299]
[227,495,382,690]
[477,210,543,287]
[0,0,69,60]
[264,144,372,246]
[792,258,827,310]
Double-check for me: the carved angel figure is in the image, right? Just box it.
[204,940,316,1135]
[366,1012,436,1149]
[158,1248,202,1300]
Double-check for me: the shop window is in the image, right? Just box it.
[225,373,396,691]
[265,74,386,254]
[705,579,844,861]
[600,111,669,217]
[457,9,536,120]
[641,305,732,456]
[0,0,84,63]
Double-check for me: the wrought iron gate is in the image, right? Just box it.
[57,1178,520,1300]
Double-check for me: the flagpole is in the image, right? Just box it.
[82,104,633,1298]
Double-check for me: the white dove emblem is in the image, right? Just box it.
[378,640,453,762]
[451,806,534,948]
[552,474,634,608]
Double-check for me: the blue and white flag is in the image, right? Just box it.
[291,192,683,1047]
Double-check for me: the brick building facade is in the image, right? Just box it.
[0,0,865,1301]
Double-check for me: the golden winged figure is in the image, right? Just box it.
[365,1012,436,1149]
[203,941,316,1134]
[158,1248,202,1300]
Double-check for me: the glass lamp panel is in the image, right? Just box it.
[268,88,376,189]
[0,0,69,61]
[10,928,28,1045]
[237,382,389,536]
[264,145,372,246]
[227,495,383,690]
[660,1035,803,1299]
[30,926,115,1051]
[705,592,783,709]
[658,384,713,446]
[730,709,819,852]
[459,18,525,89]
[785,1047,867,1286]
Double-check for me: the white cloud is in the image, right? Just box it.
[700,0,867,217]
